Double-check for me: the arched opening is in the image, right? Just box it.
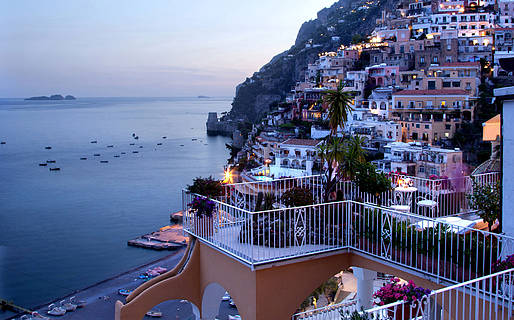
[202,282,240,320]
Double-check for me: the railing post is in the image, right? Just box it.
[250,212,254,265]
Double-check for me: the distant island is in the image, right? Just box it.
[197,95,210,99]
[25,94,76,101]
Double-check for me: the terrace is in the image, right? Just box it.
[181,172,513,318]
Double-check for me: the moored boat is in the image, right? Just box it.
[47,303,66,316]
[49,168,61,171]
[44,146,52,150]
[39,163,48,167]
[145,309,163,317]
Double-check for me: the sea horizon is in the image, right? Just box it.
[0,96,232,308]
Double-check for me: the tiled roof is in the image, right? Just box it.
[393,89,469,96]
[282,139,322,147]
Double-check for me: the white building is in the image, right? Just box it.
[374,141,463,178]
[269,139,322,178]
[347,119,401,150]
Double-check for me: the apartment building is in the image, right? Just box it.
[375,141,463,177]
[391,89,474,144]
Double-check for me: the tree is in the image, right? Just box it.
[467,181,501,232]
[317,137,346,202]
[343,136,367,180]
[354,162,392,205]
[322,85,355,135]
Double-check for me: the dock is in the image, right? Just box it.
[0,298,32,315]
[170,210,183,223]
[128,224,188,251]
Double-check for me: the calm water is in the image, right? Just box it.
[0,97,231,308]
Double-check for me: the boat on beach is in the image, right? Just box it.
[70,296,86,308]
[47,303,66,316]
[145,309,163,317]
[118,289,132,296]
[60,299,77,312]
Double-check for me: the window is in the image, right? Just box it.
[452,81,461,87]
[428,81,436,90]
[416,124,420,128]
[425,124,430,129]
[419,166,425,173]
[420,57,425,63]
[426,101,433,108]
[433,56,438,63]
[443,82,452,88]
[430,168,438,175]
[446,124,452,130]
[410,101,415,108]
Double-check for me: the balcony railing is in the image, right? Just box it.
[294,268,514,319]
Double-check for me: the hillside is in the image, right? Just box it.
[228,0,399,123]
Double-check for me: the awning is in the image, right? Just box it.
[482,114,500,142]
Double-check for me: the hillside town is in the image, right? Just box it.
[215,0,513,183]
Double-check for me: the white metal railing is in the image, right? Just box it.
[292,269,514,319]
[226,172,499,217]
[293,299,359,320]
[183,193,514,282]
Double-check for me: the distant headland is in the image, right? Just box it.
[25,94,76,101]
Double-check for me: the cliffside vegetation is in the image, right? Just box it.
[228,0,398,123]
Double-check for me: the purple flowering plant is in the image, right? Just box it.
[373,278,431,306]
[188,196,216,218]
[492,254,514,273]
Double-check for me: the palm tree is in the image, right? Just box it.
[317,136,346,202]
[343,136,367,180]
[322,84,354,136]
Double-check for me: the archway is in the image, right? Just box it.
[202,282,240,320]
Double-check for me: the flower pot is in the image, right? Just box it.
[387,304,414,320]
[194,215,214,238]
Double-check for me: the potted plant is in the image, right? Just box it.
[186,176,223,198]
[492,254,514,297]
[355,162,392,205]
[467,180,500,232]
[373,278,431,320]
[188,196,216,237]
[186,177,222,238]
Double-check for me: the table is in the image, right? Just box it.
[392,186,418,211]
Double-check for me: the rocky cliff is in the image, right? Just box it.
[227,0,398,123]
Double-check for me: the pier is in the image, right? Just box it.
[127,224,187,251]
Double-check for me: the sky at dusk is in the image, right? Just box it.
[0,0,337,98]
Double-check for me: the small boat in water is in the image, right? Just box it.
[0,141,5,145]
[162,136,167,139]
[45,146,52,150]
[114,155,120,158]
[192,138,197,141]
[134,136,139,140]
[121,152,126,155]
[118,289,132,296]
[157,143,162,146]
[180,144,184,147]
[100,160,109,163]
[39,163,48,167]
[46,160,56,163]
[80,157,87,160]
[47,303,66,316]
[129,143,135,146]
[94,154,101,157]
[69,296,86,308]
[139,146,143,148]
[107,145,114,148]
[132,151,139,154]
[90,141,98,144]
[49,167,61,171]
[145,309,163,318]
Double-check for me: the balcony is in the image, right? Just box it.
[180,172,512,319]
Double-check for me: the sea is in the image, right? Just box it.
[0,97,231,308]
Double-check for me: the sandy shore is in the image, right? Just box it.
[2,249,203,320]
